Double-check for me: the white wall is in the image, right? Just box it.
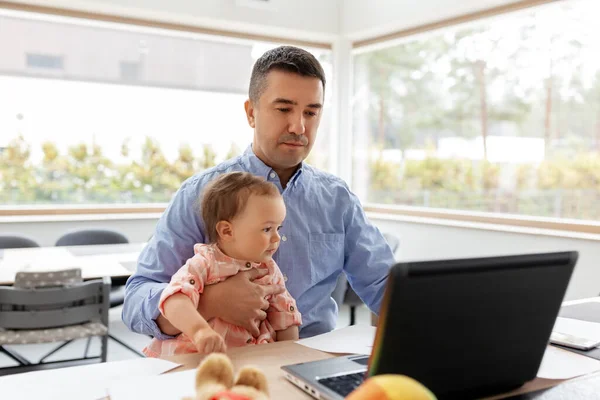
[372,216,600,302]
[5,0,340,42]
[2,215,598,302]
[341,0,525,41]
[0,216,158,247]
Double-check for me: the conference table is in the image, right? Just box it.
[0,243,144,286]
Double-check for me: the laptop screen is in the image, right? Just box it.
[366,251,577,398]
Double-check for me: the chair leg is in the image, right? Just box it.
[108,334,144,357]
[350,305,356,326]
[39,340,73,363]
[0,346,30,365]
[84,337,92,358]
[101,335,108,362]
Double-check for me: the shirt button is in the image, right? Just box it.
[281,235,287,242]
[269,172,276,179]
[246,262,251,268]
[189,279,195,285]
[283,274,288,282]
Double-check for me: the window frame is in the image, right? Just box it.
[346,0,597,233]
[4,0,595,237]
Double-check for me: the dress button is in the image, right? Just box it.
[281,235,287,242]
[189,279,195,285]
[246,262,251,268]
[269,172,276,179]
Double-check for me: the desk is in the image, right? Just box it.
[0,243,144,285]
[165,342,333,400]
[159,297,600,400]
[159,341,600,400]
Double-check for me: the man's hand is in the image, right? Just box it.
[192,327,227,354]
[198,268,286,337]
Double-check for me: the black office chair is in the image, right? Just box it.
[55,229,144,357]
[332,232,400,325]
[0,234,40,249]
[55,229,128,247]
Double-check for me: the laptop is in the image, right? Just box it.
[282,251,578,400]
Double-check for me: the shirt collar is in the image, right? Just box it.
[241,145,305,188]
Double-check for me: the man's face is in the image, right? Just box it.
[245,70,324,170]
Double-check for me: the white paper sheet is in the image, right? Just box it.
[0,247,78,269]
[0,253,132,284]
[0,358,180,400]
[296,325,376,355]
[74,257,132,279]
[537,346,600,379]
[77,252,141,264]
[108,369,197,400]
[553,317,600,341]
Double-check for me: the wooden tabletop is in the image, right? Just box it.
[164,341,334,400]
[160,341,586,400]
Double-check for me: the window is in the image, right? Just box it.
[352,0,600,220]
[26,53,64,69]
[0,10,332,206]
[119,61,140,82]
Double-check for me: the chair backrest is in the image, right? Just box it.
[55,229,129,247]
[382,232,400,254]
[14,268,82,289]
[0,277,110,330]
[0,235,40,249]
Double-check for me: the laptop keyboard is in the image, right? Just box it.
[318,372,366,397]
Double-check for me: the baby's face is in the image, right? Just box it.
[230,193,286,263]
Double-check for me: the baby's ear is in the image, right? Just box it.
[215,220,233,241]
[194,353,234,399]
[234,366,269,396]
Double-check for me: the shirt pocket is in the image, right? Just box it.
[309,233,344,284]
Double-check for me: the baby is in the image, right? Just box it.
[144,172,301,357]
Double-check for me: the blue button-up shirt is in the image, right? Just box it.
[123,145,395,339]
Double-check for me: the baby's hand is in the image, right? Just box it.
[192,327,227,354]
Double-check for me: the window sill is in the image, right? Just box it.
[2,204,600,242]
[365,204,600,242]
[0,204,166,223]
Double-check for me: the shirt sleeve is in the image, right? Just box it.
[122,177,205,340]
[158,251,212,316]
[342,190,396,315]
[266,262,302,331]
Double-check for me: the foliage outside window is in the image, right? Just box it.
[353,0,600,220]
[0,11,332,206]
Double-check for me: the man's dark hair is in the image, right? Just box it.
[249,45,326,103]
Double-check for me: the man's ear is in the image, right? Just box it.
[244,99,256,128]
[216,220,234,241]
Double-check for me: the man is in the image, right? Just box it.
[123,46,395,340]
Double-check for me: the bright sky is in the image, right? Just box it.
[0,76,253,164]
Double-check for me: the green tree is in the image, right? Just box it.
[444,26,532,160]
[199,144,217,170]
[37,141,71,202]
[225,143,241,160]
[0,135,35,203]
